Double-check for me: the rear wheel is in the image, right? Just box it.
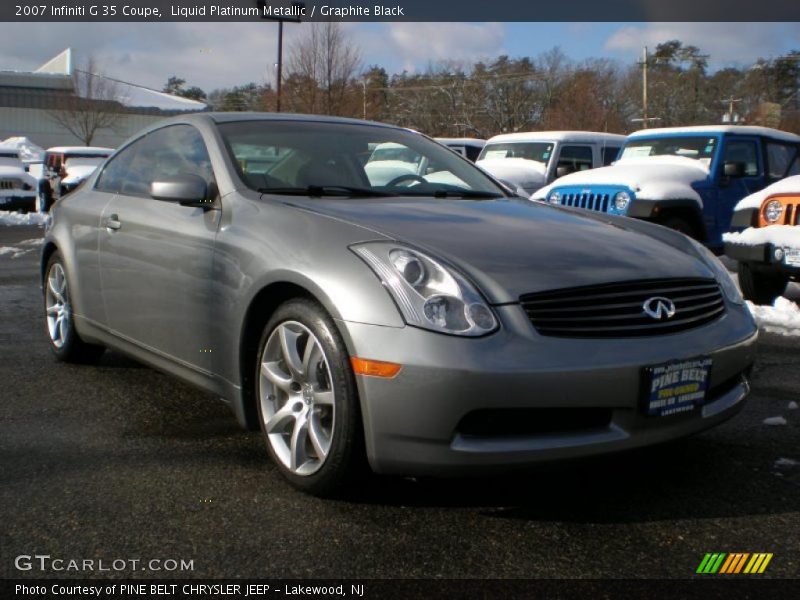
[255,299,364,496]
[738,262,789,305]
[44,252,105,362]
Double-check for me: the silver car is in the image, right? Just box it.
[42,113,758,496]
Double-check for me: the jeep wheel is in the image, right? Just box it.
[738,262,789,305]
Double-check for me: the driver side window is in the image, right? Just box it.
[119,125,215,198]
[722,140,760,177]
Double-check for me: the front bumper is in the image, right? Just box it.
[0,192,36,212]
[340,302,758,476]
[725,242,800,277]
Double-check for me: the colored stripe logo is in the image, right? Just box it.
[696,553,773,574]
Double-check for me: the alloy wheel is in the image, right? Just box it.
[45,263,69,349]
[258,321,336,476]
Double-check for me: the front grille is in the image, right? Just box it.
[0,179,20,190]
[521,278,725,338]
[560,191,610,212]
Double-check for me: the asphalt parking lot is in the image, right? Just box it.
[1,224,798,580]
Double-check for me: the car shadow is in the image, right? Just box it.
[339,437,797,524]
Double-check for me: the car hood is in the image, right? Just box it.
[533,156,709,204]
[291,197,714,304]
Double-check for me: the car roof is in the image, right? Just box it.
[628,125,800,143]
[203,111,402,130]
[435,137,487,146]
[485,131,626,144]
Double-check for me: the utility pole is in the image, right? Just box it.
[721,96,742,123]
[362,78,367,120]
[641,46,648,126]
[258,1,304,112]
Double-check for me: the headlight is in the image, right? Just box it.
[688,238,744,305]
[613,191,631,211]
[548,191,561,204]
[351,242,498,336]
[763,199,783,224]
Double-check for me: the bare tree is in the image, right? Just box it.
[49,58,124,146]
[285,22,361,116]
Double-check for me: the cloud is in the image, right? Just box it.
[605,22,800,66]
[361,22,506,72]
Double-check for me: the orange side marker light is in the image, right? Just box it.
[351,357,402,378]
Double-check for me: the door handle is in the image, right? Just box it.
[105,214,121,231]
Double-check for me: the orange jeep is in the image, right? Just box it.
[725,177,800,304]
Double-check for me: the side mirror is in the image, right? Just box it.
[556,165,573,178]
[150,173,216,208]
[723,161,745,178]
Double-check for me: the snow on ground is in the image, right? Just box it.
[723,225,800,249]
[763,416,788,426]
[747,297,800,336]
[0,211,48,226]
[734,175,800,211]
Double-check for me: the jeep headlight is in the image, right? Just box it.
[352,242,498,336]
[763,200,783,224]
[688,238,744,306]
[613,191,631,211]
[548,191,561,204]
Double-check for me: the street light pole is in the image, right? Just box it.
[258,1,304,113]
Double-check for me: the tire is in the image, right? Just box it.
[43,251,105,363]
[657,215,698,240]
[255,298,365,496]
[738,262,789,305]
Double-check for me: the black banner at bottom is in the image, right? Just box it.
[3,579,799,600]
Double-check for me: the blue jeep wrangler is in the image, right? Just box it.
[534,126,800,250]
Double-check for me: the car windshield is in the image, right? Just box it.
[478,142,555,166]
[620,136,719,168]
[218,120,506,199]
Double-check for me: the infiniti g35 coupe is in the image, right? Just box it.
[41,113,758,495]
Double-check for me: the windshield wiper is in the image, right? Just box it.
[392,189,504,199]
[259,185,394,198]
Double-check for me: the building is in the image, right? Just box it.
[0,49,206,150]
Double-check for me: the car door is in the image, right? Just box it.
[717,136,765,233]
[98,124,220,372]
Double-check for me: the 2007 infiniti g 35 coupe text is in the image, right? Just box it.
[42,113,758,495]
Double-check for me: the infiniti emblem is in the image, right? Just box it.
[643,296,676,320]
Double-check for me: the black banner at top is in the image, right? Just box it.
[2,0,800,22]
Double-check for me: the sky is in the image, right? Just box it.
[0,22,798,93]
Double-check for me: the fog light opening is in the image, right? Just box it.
[774,247,785,262]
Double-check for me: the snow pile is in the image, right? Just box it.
[763,416,788,426]
[747,297,800,336]
[476,158,547,194]
[0,137,45,162]
[0,211,48,226]
[789,401,799,410]
[723,225,800,250]
[734,175,800,211]
[775,457,799,467]
[532,156,708,203]
[0,246,23,257]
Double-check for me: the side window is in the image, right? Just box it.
[119,125,214,198]
[722,140,760,177]
[766,142,799,179]
[602,146,621,166]
[558,145,593,173]
[95,141,143,193]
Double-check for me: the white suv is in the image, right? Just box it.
[476,131,625,196]
[0,147,38,213]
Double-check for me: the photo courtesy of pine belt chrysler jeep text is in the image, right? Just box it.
[42,113,758,496]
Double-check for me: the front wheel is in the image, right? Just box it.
[656,215,698,240]
[255,299,364,496]
[738,262,789,305]
[43,252,105,362]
